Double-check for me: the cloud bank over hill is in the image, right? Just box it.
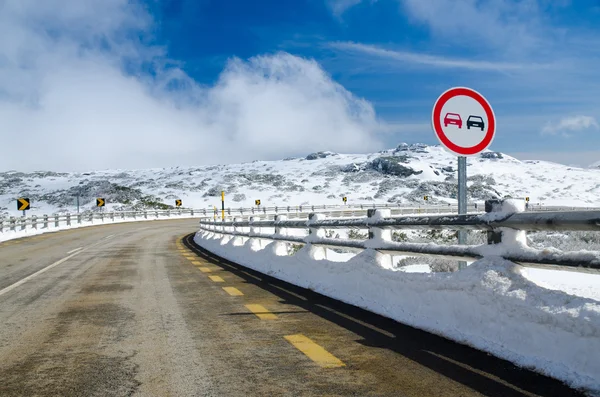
[0,0,384,172]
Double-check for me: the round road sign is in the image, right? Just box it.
[431,87,496,156]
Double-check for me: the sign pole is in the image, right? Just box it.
[457,156,467,269]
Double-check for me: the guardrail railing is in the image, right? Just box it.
[0,203,482,234]
[197,199,600,272]
[0,209,197,234]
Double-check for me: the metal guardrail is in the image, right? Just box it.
[0,209,197,233]
[197,200,600,272]
[0,203,482,233]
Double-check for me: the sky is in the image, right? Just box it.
[1,0,600,171]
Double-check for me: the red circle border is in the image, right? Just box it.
[432,87,496,156]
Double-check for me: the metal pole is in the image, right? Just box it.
[77,193,80,214]
[457,156,467,269]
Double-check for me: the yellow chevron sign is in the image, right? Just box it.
[255,199,261,206]
[17,198,30,211]
[424,196,429,201]
[175,199,182,207]
[96,198,105,207]
[342,197,347,203]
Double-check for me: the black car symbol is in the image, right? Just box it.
[466,115,485,131]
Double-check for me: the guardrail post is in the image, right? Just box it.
[10,217,16,232]
[274,215,287,237]
[249,216,258,236]
[78,214,82,224]
[485,199,503,244]
[100,213,104,222]
[32,215,37,230]
[0,219,4,233]
[20,217,26,231]
[367,209,392,242]
[67,214,71,226]
[110,212,114,222]
[366,209,393,267]
[485,199,527,246]
[167,210,171,217]
[144,211,148,219]
[306,213,327,259]
[54,215,59,228]
[192,209,195,216]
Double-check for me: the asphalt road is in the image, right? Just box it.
[0,219,587,396]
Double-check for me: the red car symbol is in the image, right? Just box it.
[444,113,462,128]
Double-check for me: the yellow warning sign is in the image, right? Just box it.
[17,198,30,211]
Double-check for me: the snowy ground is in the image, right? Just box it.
[195,231,600,394]
[3,144,600,218]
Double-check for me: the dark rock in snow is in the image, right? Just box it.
[481,152,504,159]
[306,151,335,160]
[370,157,423,177]
[341,163,362,173]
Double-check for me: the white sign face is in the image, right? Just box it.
[432,87,496,156]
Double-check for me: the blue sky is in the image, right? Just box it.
[148,0,600,157]
[1,0,600,170]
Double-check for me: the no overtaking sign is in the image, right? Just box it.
[432,87,496,157]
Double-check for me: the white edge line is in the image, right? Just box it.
[67,247,83,254]
[0,252,81,297]
[0,237,111,298]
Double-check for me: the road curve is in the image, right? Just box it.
[0,219,586,396]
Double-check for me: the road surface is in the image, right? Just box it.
[0,219,586,396]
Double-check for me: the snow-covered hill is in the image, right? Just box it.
[2,143,600,217]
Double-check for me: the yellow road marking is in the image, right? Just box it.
[191,261,203,266]
[223,287,244,296]
[198,267,212,273]
[245,304,277,320]
[209,275,225,283]
[284,334,345,368]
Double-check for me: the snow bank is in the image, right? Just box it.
[0,213,199,243]
[195,231,600,393]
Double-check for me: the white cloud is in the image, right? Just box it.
[541,115,599,137]
[329,41,537,71]
[326,0,364,17]
[326,0,381,18]
[398,0,562,53]
[0,0,385,172]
